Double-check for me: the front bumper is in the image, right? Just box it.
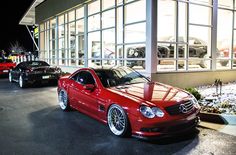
[23,73,61,83]
[129,109,200,139]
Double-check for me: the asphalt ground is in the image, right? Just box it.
[0,77,236,155]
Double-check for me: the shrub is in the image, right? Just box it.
[185,87,202,100]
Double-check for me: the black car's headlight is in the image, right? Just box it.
[140,105,164,118]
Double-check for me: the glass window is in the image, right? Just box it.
[88,1,100,15]
[102,29,115,66]
[58,15,64,25]
[189,26,211,70]
[73,71,95,85]
[76,7,84,19]
[125,23,146,43]
[218,0,233,9]
[58,25,64,38]
[70,49,76,66]
[102,9,115,28]
[59,50,66,65]
[69,22,76,49]
[102,0,115,10]
[117,7,123,44]
[157,0,176,42]
[125,44,145,70]
[179,2,187,43]
[88,32,101,59]
[189,0,212,5]
[189,4,211,25]
[50,18,56,28]
[88,14,101,31]
[77,35,84,66]
[59,38,65,49]
[125,0,146,24]
[76,19,84,35]
[69,10,75,22]
[217,9,233,59]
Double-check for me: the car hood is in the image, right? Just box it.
[109,82,192,107]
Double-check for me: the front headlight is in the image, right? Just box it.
[152,107,164,117]
[140,105,165,118]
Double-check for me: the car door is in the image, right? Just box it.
[68,70,99,118]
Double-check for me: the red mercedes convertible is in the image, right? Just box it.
[58,67,200,139]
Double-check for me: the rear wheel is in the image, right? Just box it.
[107,104,130,137]
[9,72,13,83]
[58,89,70,111]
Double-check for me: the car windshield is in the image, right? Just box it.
[95,67,149,88]
[0,59,13,63]
[26,61,50,67]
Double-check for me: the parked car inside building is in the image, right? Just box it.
[9,61,62,88]
[58,67,201,139]
[127,37,209,69]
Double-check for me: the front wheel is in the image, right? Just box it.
[19,75,27,88]
[107,104,130,137]
[58,89,70,111]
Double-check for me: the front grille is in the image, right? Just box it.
[165,100,194,115]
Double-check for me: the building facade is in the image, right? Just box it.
[21,0,236,88]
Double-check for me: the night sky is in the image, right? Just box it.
[0,0,34,52]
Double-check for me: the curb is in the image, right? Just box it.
[199,112,236,125]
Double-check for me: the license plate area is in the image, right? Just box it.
[42,75,50,79]
[3,70,9,73]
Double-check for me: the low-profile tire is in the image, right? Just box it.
[9,72,13,83]
[107,104,130,137]
[19,75,27,88]
[58,89,70,111]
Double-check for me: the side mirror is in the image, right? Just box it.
[83,84,95,92]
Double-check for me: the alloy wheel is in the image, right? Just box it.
[19,76,23,88]
[9,72,12,82]
[58,90,68,110]
[108,105,126,136]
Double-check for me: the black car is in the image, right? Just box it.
[9,61,62,88]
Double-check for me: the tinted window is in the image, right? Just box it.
[95,67,149,88]
[72,71,95,85]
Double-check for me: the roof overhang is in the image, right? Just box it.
[19,0,45,25]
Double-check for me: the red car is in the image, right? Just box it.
[0,59,16,75]
[58,67,200,139]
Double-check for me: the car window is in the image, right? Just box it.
[95,68,149,88]
[71,71,95,85]
[25,61,50,67]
